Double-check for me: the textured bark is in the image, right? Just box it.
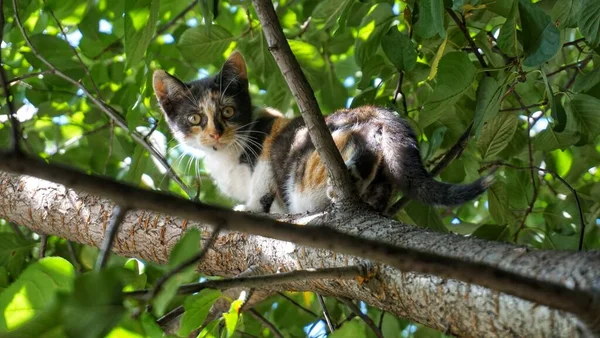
[0,171,598,337]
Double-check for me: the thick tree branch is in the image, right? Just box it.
[2,151,599,331]
[251,0,358,203]
[1,169,598,336]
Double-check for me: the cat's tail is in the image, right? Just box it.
[378,108,493,206]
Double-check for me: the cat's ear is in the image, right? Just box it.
[153,70,186,111]
[219,51,248,82]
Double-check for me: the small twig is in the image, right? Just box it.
[7,71,50,85]
[485,162,586,251]
[154,1,197,38]
[500,99,548,112]
[386,122,474,216]
[317,294,335,332]
[248,309,284,338]
[336,313,357,327]
[11,0,193,197]
[0,2,21,153]
[95,206,129,270]
[563,38,586,47]
[66,240,82,273]
[546,56,593,77]
[44,1,103,97]
[39,234,48,258]
[252,0,358,203]
[277,291,319,317]
[393,72,409,115]
[156,305,184,327]
[147,227,221,301]
[446,9,490,75]
[378,311,385,330]
[127,265,366,299]
[566,57,593,89]
[339,297,384,338]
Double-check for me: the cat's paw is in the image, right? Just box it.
[233,204,250,212]
[326,177,336,201]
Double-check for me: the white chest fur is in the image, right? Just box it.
[202,149,252,203]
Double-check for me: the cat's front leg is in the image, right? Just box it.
[245,160,277,213]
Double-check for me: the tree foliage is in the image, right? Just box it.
[0,0,599,337]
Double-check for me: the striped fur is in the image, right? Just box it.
[154,52,492,214]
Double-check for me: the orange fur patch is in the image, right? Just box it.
[260,117,290,160]
[301,131,352,191]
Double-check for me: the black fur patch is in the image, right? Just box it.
[259,192,275,213]
[238,115,276,169]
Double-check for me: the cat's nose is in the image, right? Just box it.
[209,133,221,141]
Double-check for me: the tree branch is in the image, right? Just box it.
[1,168,597,336]
[248,309,284,338]
[317,294,335,332]
[0,152,599,334]
[251,0,358,203]
[96,205,129,270]
[154,1,197,38]
[11,0,192,197]
[339,297,384,338]
[446,8,489,75]
[128,266,367,299]
[0,2,21,153]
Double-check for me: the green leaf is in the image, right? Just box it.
[153,228,201,315]
[541,71,567,132]
[354,3,395,67]
[405,202,448,233]
[0,233,35,277]
[421,52,477,127]
[23,35,80,71]
[577,0,600,47]
[497,0,520,57]
[124,0,159,67]
[551,0,580,29]
[474,77,504,134]
[381,26,417,72]
[472,224,508,240]
[357,55,386,89]
[178,25,234,65]
[45,0,88,25]
[488,182,511,225]
[573,67,600,93]
[518,0,560,67]
[533,129,580,151]
[312,0,353,31]
[0,257,74,331]
[564,94,600,145]
[178,289,222,336]
[223,299,244,338]
[0,297,65,338]
[329,320,366,338]
[320,65,348,112]
[414,0,446,39]
[62,269,125,338]
[477,113,518,160]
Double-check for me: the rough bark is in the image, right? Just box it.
[1,171,598,337]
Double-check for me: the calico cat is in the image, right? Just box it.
[153,52,492,214]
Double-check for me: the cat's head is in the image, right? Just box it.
[153,52,253,152]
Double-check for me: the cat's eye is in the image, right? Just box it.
[187,114,202,125]
[222,106,235,118]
